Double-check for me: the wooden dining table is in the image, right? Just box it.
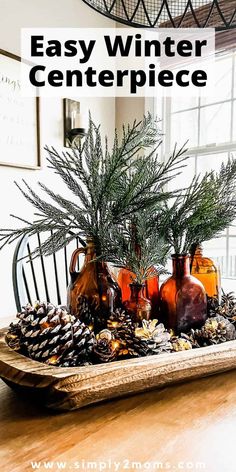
[0,365,236,472]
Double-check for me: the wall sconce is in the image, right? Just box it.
[63,98,87,147]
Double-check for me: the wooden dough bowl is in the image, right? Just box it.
[1,327,236,411]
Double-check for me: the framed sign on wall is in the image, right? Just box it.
[0,49,41,169]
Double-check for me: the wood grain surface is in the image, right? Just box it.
[1,327,236,412]
[0,369,236,472]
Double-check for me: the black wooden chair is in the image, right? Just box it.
[12,232,83,312]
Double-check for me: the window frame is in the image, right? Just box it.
[149,49,236,282]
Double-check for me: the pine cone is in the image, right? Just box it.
[190,315,236,346]
[6,302,95,367]
[93,329,118,362]
[107,308,133,331]
[207,295,220,316]
[5,322,21,351]
[76,295,94,328]
[105,308,137,358]
[107,308,135,343]
[221,291,236,306]
[217,291,236,323]
[207,291,236,324]
[108,319,173,358]
[171,335,192,352]
[132,320,173,357]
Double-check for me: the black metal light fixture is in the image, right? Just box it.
[82,0,236,30]
[63,98,87,147]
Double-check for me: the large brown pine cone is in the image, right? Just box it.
[76,295,94,328]
[6,302,95,367]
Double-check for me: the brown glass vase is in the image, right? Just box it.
[124,283,151,325]
[118,267,159,310]
[159,254,207,333]
[67,238,121,332]
[191,245,221,302]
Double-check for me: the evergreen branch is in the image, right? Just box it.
[110,144,188,220]
[38,183,92,232]
[0,113,184,262]
[26,230,78,260]
[104,215,170,283]
[14,180,71,224]
[160,157,236,254]
[44,148,91,212]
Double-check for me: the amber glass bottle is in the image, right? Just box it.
[118,268,159,308]
[67,238,121,331]
[124,283,151,325]
[191,246,221,301]
[159,254,207,333]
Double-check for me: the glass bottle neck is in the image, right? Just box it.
[194,245,203,257]
[130,283,144,301]
[172,255,190,277]
[85,239,97,263]
[85,239,106,270]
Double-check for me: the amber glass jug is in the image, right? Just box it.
[118,268,159,309]
[191,245,221,301]
[124,283,151,325]
[159,254,207,333]
[67,238,121,332]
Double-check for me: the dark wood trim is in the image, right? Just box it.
[0,48,21,62]
[160,0,236,31]
[0,48,41,170]
[215,29,236,52]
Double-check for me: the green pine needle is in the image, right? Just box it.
[0,113,187,260]
[158,157,236,255]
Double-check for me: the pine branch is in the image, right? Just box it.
[159,157,236,254]
[102,212,170,283]
[110,143,188,221]
[0,114,171,257]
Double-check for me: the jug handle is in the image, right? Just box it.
[69,247,87,275]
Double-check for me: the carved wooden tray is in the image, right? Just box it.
[1,327,236,411]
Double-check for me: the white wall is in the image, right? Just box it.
[115,97,145,136]
[0,0,115,323]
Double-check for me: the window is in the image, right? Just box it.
[154,50,236,287]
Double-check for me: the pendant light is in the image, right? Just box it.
[82,0,236,30]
